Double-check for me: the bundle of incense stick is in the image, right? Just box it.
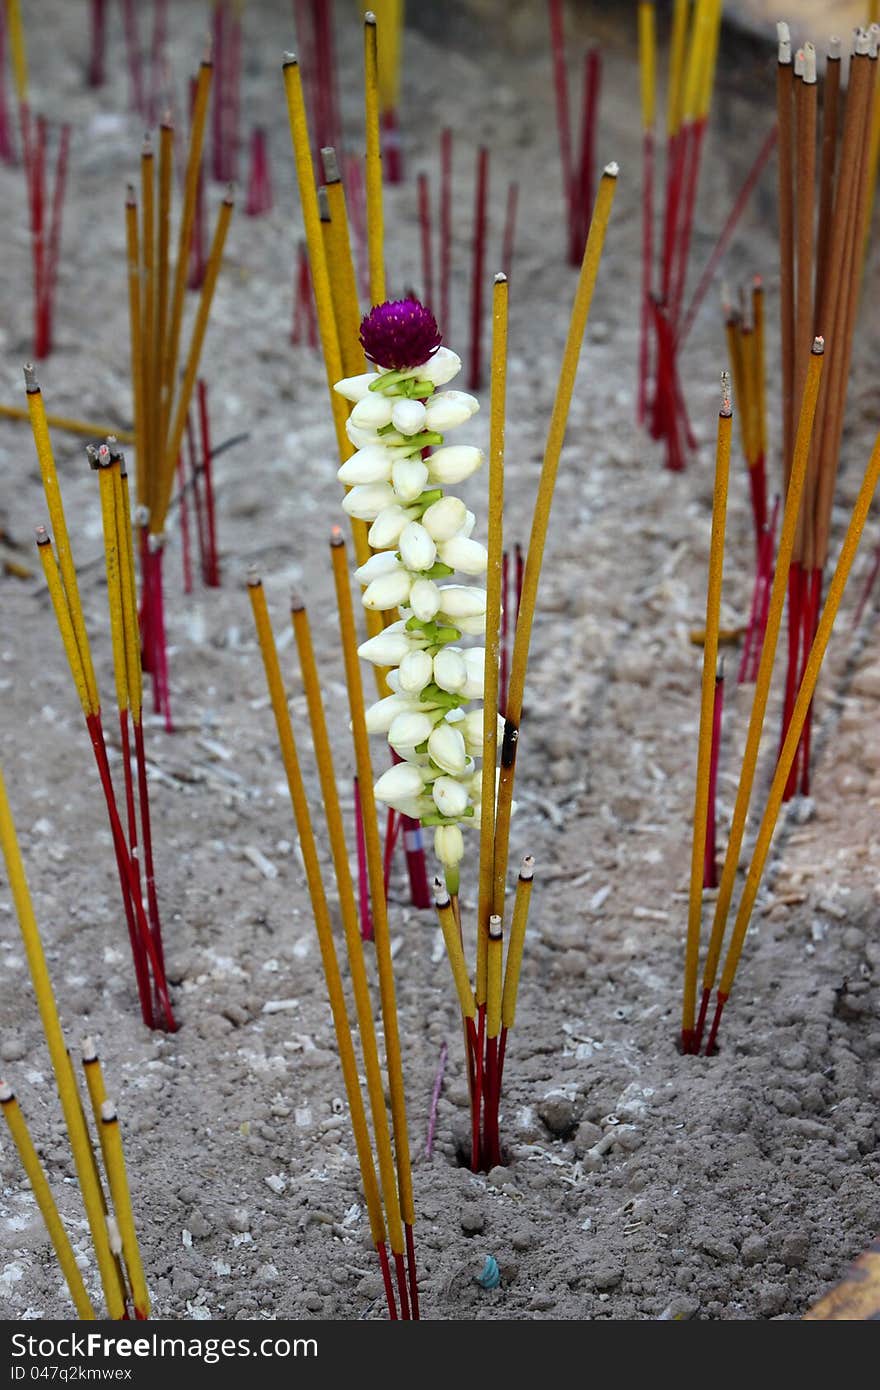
[123,58,233,730]
[23,369,175,1034]
[0,765,150,1318]
[775,24,879,801]
[549,0,603,266]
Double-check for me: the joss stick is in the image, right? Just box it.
[364,13,386,304]
[178,455,192,590]
[492,166,617,921]
[501,180,519,280]
[707,415,880,1052]
[0,766,126,1318]
[291,596,413,1317]
[681,382,731,1054]
[433,879,480,1172]
[777,24,795,482]
[497,855,536,1085]
[98,1102,150,1319]
[439,127,452,337]
[814,39,841,334]
[121,0,144,116]
[353,775,373,941]
[548,0,574,261]
[794,45,817,425]
[483,914,503,1169]
[247,574,400,1320]
[694,340,824,1051]
[197,380,219,586]
[418,172,433,308]
[704,663,724,890]
[637,1,655,425]
[575,48,602,258]
[329,531,418,1318]
[321,146,366,378]
[88,0,107,88]
[0,404,134,443]
[468,146,489,392]
[0,1081,95,1318]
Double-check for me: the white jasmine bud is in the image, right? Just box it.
[388,710,434,750]
[398,521,437,572]
[409,577,441,621]
[342,482,397,520]
[425,390,479,431]
[426,445,484,485]
[460,707,501,751]
[461,509,477,538]
[428,722,467,774]
[350,393,394,429]
[436,585,487,620]
[334,371,378,402]
[461,648,487,700]
[354,550,403,585]
[338,446,393,485]
[437,535,488,574]
[391,398,428,436]
[432,776,469,819]
[391,457,429,502]
[357,628,417,666]
[455,611,487,636]
[433,647,468,693]
[419,346,462,387]
[434,823,464,866]
[364,693,418,734]
[421,494,468,542]
[345,419,380,450]
[369,504,414,549]
[374,761,428,809]
[363,569,413,611]
[398,648,434,693]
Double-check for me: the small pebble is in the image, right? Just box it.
[460,1203,486,1235]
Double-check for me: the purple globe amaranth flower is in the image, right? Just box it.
[359,298,442,371]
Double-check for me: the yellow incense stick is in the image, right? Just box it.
[140,137,157,520]
[718,415,880,1004]
[98,1103,149,1319]
[290,597,404,1254]
[0,1082,95,1319]
[330,532,414,1230]
[322,147,367,377]
[476,273,507,1005]
[24,369,99,715]
[124,188,146,511]
[156,121,174,449]
[0,404,134,444]
[500,856,536,1031]
[97,460,129,716]
[113,456,143,724]
[667,0,689,137]
[35,531,93,719]
[364,13,386,304]
[247,575,388,1251]
[698,0,723,122]
[161,60,213,448]
[5,0,27,105]
[486,915,503,1040]
[492,166,617,920]
[0,767,125,1318]
[698,339,824,1008]
[681,385,732,1047]
[432,882,476,1020]
[156,190,234,534]
[638,2,656,134]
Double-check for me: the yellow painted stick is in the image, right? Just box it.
[667,0,690,138]
[492,166,617,920]
[698,0,723,122]
[97,460,129,716]
[476,273,507,1004]
[98,1102,149,1319]
[113,455,143,724]
[156,190,234,534]
[81,1039,111,1171]
[0,404,134,444]
[500,856,536,1031]
[0,1082,95,1319]
[124,188,146,510]
[161,60,212,449]
[486,915,503,1040]
[24,368,99,714]
[432,881,476,1020]
[638,2,656,134]
[290,597,404,1253]
[717,414,880,1003]
[247,575,387,1250]
[681,385,732,1047]
[156,120,174,449]
[5,0,27,105]
[330,532,414,1229]
[0,767,124,1318]
[322,147,367,377]
[698,340,824,1006]
[364,14,386,304]
[35,531,92,719]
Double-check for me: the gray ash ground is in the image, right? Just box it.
[1,2,879,1321]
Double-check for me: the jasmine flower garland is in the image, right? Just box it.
[333,298,503,879]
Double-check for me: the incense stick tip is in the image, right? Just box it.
[855,28,870,56]
[794,48,805,77]
[811,335,825,356]
[126,182,136,206]
[364,11,377,26]
[777,21,791,64]
[320,146,340,184]
[142,132,153,155]
[494,271,508,284]
[290,590,305,613]
[107,1215,123,1257]
[433,876,451,910]
[224,182,235,205]
[22,363,39,395]
[0,1081,13,1103]
[720,371,732,417]
[603,160,619,179]
[489,914,503,940]
[100,1101,117,1124]
[803,42,816,83]
[282,51,298,69]
[520,853,536,881]
[330,525,344,548]
[85,444,100,470]
[317,185,330,220]
[246,564,262,589]
[34,526,50,547]
[827,36,841,60]
[717,656,725,682]
[81,1036,98,1063]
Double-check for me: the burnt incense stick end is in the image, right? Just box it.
[321,147,340,185]
[488,914,502,941]
[224,183,235,206]
[86,444,100,470]
[34,526,51,547]
[720,370,732,418]
[81,1036,98,1064]
[246,565,262,589]
[100,1101,117,1124]
[142,132,153,157]
[803,43,816,83]
[827,36,842,61]
[318,186,330,221]
[603,160,619,179]
[794,48,804,78]
[494,271,507,285]
[107,1215,123,1257]
[777,22,791,65]
[365,11,377,26]
[519,854,535,882]
[433,877,451,911]
[811,336,825,356]
[23,363,39,395]
[855,28,870,57]
[0,1081,13,1104]
[289,591,305,613]
[330,525,344,549]
[282,51,298,69]
[126,183,136,206]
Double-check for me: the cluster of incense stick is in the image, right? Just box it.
[0,766,149,1319]
[684,330,880,1055]
[24,370,175,1034]
[123,60,233,729]
[775,23,879,801]
[549,0,602,266]
[178,379,221,592]
[211,0,243,185]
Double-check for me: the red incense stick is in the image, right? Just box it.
[177,453,193,594]
[245,127,273,216]
[197,380,219,586]
[467,146,489,391]
[353,776,373,941]
[574,48,601,261]
[638,126,655,425]
[88,0,107,88]
[548,0,575,262]
[501,179,519,281]
[439,127,452,338]
[417,172,433,308]
[121,0,145,117]
[703,665,724,889]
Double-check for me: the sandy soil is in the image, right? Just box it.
[0,1,878,1321]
